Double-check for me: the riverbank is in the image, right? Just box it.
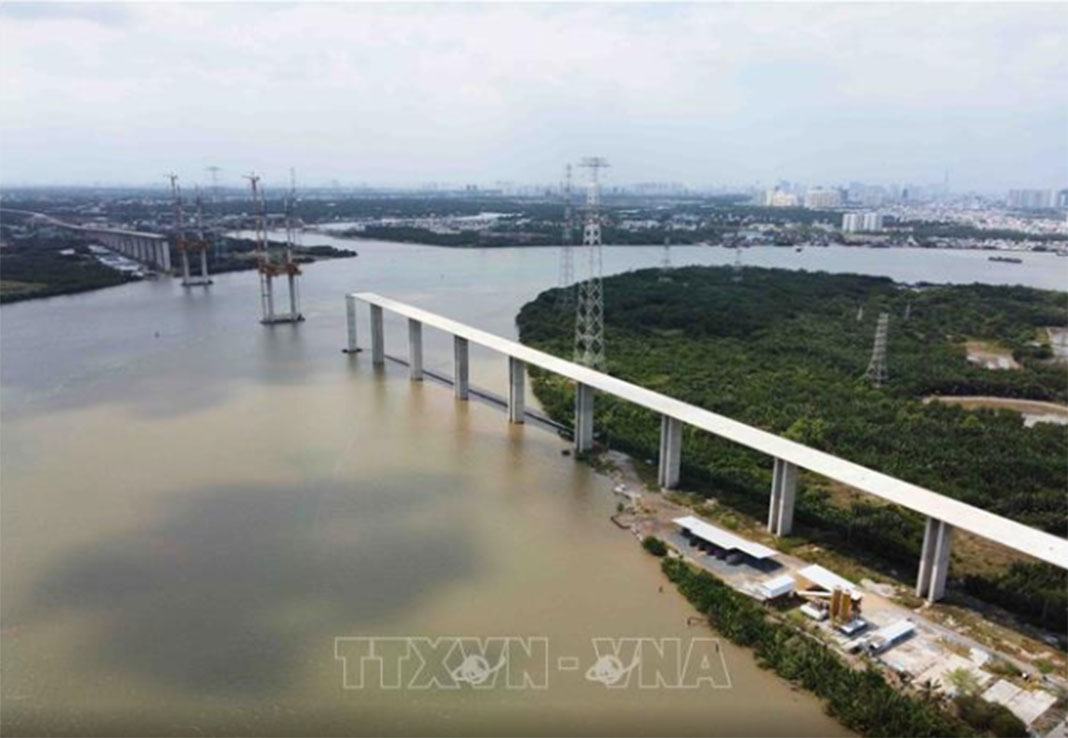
[590,447,1065,736]
[0,240,356,305]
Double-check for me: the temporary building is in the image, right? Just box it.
[796,564,861,598]
[756,574,796,600]
[864,620,915,654]
[673,516,778,560]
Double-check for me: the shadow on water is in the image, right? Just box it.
[22,474,480,696]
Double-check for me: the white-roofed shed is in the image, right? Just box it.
[672,516,778,559]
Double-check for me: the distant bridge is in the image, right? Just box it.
[1,208,172,273]
[344,292,1068,603]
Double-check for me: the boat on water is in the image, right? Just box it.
[988,255,1023,264]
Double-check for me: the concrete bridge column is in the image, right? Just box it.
[767,458,798,536]
[508,357,525,423]
[453,336,469,400]
[574,383,594,453]
[370,305,385,366]
[344,295,360,353]
[408,319,423,380]
[916,518,954,603]
[160,241,172,271]
[658,415,682,489]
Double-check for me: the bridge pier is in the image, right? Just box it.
[408,319,423,380]
[344,295,360,353]
[453,336,469,400]
[574,383,594,452]
[767,458,798,536]
[370,305,385,365]
[916,518,954,602]
[658,415,682,489]
[159,240,172,271]
[508,357,525,423]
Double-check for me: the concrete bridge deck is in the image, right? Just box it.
[1,207,172,272]
[345,291,1068,601]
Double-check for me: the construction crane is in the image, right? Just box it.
[245,172,303,324]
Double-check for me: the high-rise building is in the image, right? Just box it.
[1008,189,1055,210]
[842,212,884,233]
[804,188,841,209]
[862,212,884,231]
[765,189,799,207]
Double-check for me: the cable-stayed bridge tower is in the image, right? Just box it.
[574,157,608,370]
[246,172,303,324]
[188,187,213,285]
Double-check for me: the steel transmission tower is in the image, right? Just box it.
[557,164,575,310]
[865,312,889,387]
[660,239,672,282]
[574,157,608,370]
[206,166,221,201]
[732,245,743,282]
[205,166,225,258]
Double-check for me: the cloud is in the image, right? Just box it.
[0,3,1065,189]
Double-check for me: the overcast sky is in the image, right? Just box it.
[1,2,1065,191]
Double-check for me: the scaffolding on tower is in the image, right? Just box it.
[246,172,303,324]
[574,157,608,370]
[165,174,211,286]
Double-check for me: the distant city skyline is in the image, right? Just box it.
[1,3,1065,191]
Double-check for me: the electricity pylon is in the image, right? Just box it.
[574,157,608,370]
[557,164,575,310]
[865,312,889,387]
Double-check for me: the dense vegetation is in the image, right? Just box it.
[0,233,131,303]
[215,236,356,273]
[661,558,977,737]
[517,266,1067,630]
[641,535,668,557]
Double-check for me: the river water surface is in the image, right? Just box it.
[2,239,1064,736]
